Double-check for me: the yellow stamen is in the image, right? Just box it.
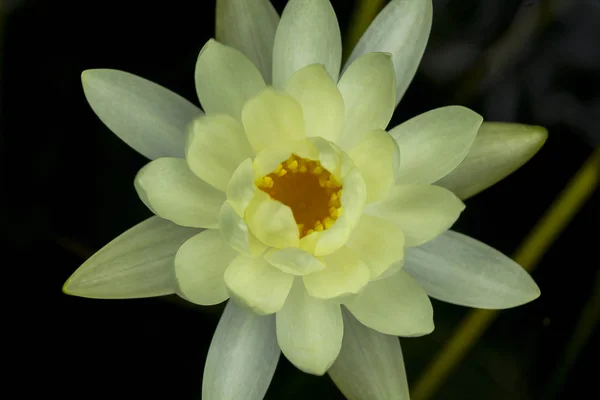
[276,168,288,177]
[314,220,324,232]
[287,159,299,171]
[329,207,339,219]
[323,217,335,229]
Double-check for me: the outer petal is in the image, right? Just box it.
[134,158,225,228]
[347,129,400,203]
[224,254,294,315]
[345,270,434,336]
[303,246,370,300]
[435,122,548,199]
[216,0,279,83]
[203,301,279,400]
[344,0,432,106]
[241,88,306,153]
[404,230,541,309]
[328,310,410,400]
[364,184,465,247]
[345,214,405,280]
[337,53,396,150]
[264,248,325,276]
[81,69,202,160]
[390,106,483,184]
[285,64,345,143]
[186,114,253,192]
[219,202,268,257]
[63,217,198,298]
[276,280,343,375]
[174,229,237,305]
[195,39,266,120]
[272,0,342,88]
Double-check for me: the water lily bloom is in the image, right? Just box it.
[63,0,546,399]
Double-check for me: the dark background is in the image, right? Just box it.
[2,0,598,399]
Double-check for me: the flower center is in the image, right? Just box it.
[255,153,342,238]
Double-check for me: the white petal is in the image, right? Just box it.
[241,88,306,153]
[195,39,266,119]
[435,122,548,199]
[81,69,202,160]
[347,129,400,203]
[345,270,434,336]
[174,229,237,305]
[186,114,253,192]
[303,246,370,300]
[345,214,405,280]
[404,230,541,309]
[328,309,410,400]
[272,0,342,88]
[390,106,483,184]
[224,254,294,315]
[63,217,198,299]
[219,201,268,257]
[216,0,279,83]
[276,280,343,375]
[203,301,279,400]
[344,0,432,106]
[245,190,300,249]
[265,247,325,276]
[365,184,464,247]
[226,158,256,216]
[134,158,225,228]
[337,53,396,150]
[285,64,345,143]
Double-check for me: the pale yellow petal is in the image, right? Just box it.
[345,214,405,280]
[347,129,400,203]
[276,280,343,375]
[186,114,253,192]
[313,157,367,256]
[264,247,325,276]
[219,201,268,257]
[337,53,395,150]
[365,184,465,247]
[303,246,370,300]
[285,64,344,143]
[390,106,483,184]
[175,229,237,305]
[195,39,266,119]
[245,190,299,249]
[345,270,434,337]
[226,158,256,217]
[241,88,306,153]
[224,254,294,315]
[134,158,225,228]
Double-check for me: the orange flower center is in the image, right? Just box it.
[255,154,342,238]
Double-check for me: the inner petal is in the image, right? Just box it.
[256,153,343,238]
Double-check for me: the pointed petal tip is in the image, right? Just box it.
[62,278,73,296]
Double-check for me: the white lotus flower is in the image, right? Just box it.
[63,0,546,398]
